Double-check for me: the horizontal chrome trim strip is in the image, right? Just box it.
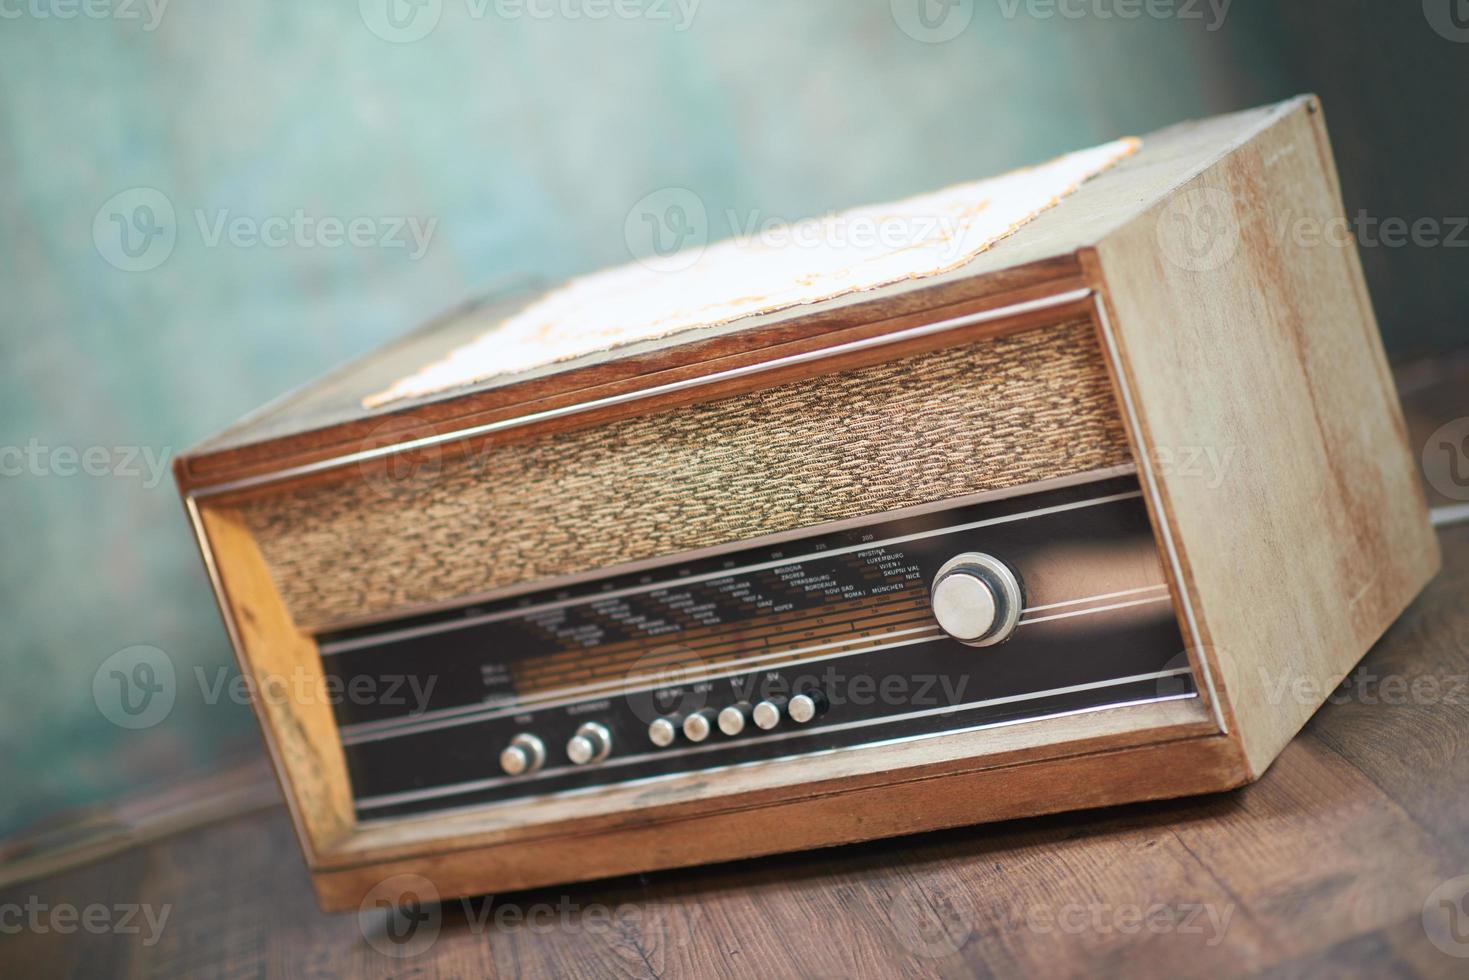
[320,488,1143,656]
[1018,594,1173,626]
[191,287,1096,498]
[1431,503,1469,528]
[1022,583,1168,613]
[353,668,1195,812]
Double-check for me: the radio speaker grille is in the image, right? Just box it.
[243,319,1130,628]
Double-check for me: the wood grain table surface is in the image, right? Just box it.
[3,353,1468,980]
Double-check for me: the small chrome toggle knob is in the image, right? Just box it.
[648,716,680,748]
[752,698,785,731]
[499,733,546,776]
[718,703,752,736]
[930,552,1023,646]
[682,709,717,743]
[788,691,826,724]
[566,722,612,765]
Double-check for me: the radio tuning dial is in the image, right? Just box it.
[566,722,612,765]
[499,733,546,776]
[682,709,717,743]
[931,552,1023,646]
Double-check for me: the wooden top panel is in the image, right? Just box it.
[179,97,1313,489]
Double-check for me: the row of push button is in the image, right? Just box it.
[498,693,827,776]
[648,693,825,747]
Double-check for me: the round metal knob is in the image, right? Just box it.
[718,703,751,736]
[752,699,784,731]
[566,722,612,765]
[788,692,825,724]
[682,709,717,743]
[931,553,1022,646]
[499,733,546,776]
[648,716,679,748]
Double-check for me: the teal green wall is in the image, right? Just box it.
[0,1,1458,835]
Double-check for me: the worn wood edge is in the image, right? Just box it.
[194,502,356,860]
[309,726,1248,912]
[1081,284,1236,738]
[184,262,1081,476]
[175,278,1090,496]
[1089,96,1441,780]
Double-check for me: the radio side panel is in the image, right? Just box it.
[1088,97,1440,778]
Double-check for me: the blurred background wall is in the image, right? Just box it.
[0,0,1464,836]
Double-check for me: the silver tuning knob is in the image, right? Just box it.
[566,722,612,765]
[499,733,546,776]
[930,553,1022,646]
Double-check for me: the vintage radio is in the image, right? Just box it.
[176,96,1439,911]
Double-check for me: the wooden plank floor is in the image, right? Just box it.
[3,361,1468,979]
